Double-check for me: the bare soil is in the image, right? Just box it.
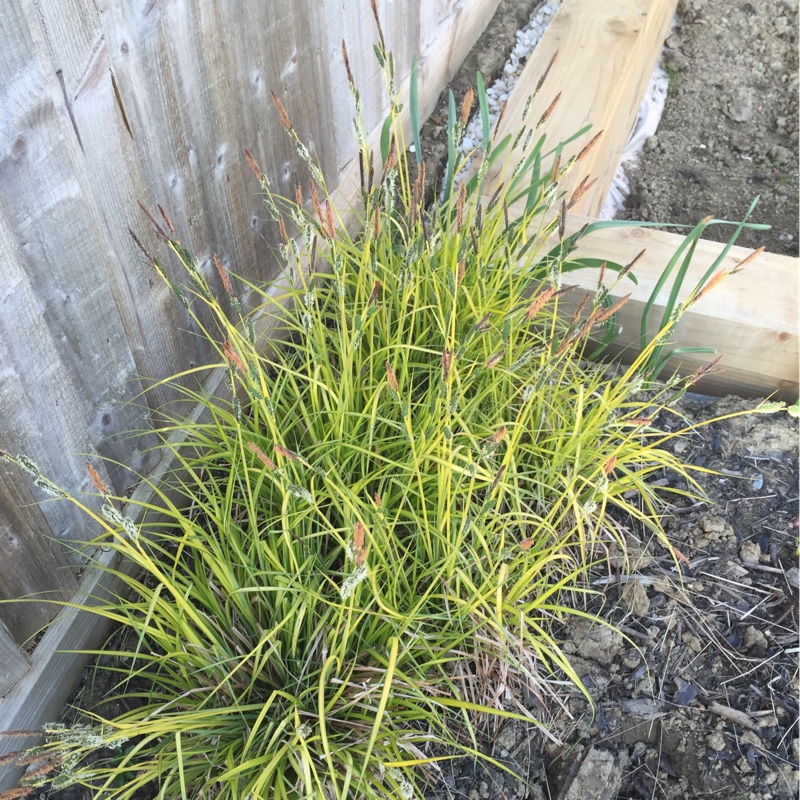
[618,0,799,257]
[424,395,799,800]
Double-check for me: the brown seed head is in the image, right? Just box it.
[526,286,557,320]
[385,138,397,171]
[310,182,323,225]
[688,355,724,385]
[373,492,382,509]
[534,51,559,95]
[341,39,354,88]
[576,130,603,163]
[569,293,591,326]
[353,520,366,552]
[385,361,399,393]
[158,204,176,236]
[457,259,466,286]
[0,786,35,800]
[324,200,336,240]
[470,226,480,254]
[278,215,289,245]
[86,462,109,496]
[566,175,598,210]
[551,153,562,183]
[594,293,630,325]
[223,338,245,373]
[485,350,504,368]
[138,201,168,242]
[732,246,765,273]
[247,442,277,471]
[520,537,534,551]
[460,88,474,125]
[493,99,508,137]
[0,750,25,768]
[475,313,492,333]
[368,280,381,307]
[619,248,647,279]
[214,253,234,298]
[441,348,453,381]
[271,91,292,130]
[456,182,466,231]
[537,91,561,129]
[370,0,386,50]
[128,228,153,262]
[491,426,507,444]
[274,443,300,461]
[691,270,729,306]
[603,455,617,476]
[490,465,506,491]
[295,184,303,207]
[244,148,264,182]
[411,160,426,225]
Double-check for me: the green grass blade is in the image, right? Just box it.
[476,72,491,151]
[410,55,421,164]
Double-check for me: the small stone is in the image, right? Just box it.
[768,145,792,165]
[692,515,735,549]
[707,731,726,751]
[725,87,755,122]
[461,137,473,151]
[565,616,623,665]
[621,580,650,617]
[739,541,761,564]
[682,632,703,654]
[622,649,642,670]
[561,748,623,800]
[673,438,688,454]
[743,625,768,655]
[644,135,659,152]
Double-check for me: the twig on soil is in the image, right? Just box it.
[705,700,761,733]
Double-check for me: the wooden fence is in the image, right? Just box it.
[0,0,501,777]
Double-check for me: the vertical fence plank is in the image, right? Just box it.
[0,461,78,645]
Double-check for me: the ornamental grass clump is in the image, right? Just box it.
[2,22,784,800]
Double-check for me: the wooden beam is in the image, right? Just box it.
[486,0,678,216]
[542,213,799,400]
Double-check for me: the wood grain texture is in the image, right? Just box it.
[0,619,31,700]
[565,215,799,398]
[486,0,678,215]
[534,211,799,399]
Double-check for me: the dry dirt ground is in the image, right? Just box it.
[424,396,799,800]
[618,0,799,258]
